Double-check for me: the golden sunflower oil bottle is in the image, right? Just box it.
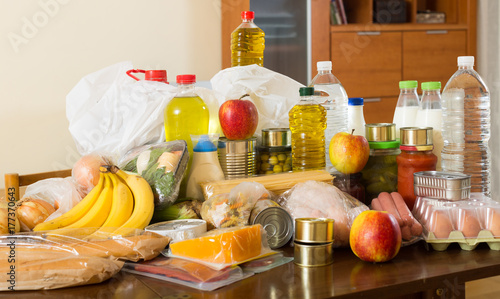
[289,87,327,171]
[164,74,209,167]
[231,11,265,67]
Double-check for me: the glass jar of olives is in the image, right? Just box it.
[257,128,292,174]
[361,123,400,205]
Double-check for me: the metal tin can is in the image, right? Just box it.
[257,128,292,174]
[294,218,335,244]
[249,199,294,249]
[218,137,257,179]
[294,241,334,267]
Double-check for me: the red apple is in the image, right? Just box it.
[350,210,402,263]
[219,94,258,140]
[329,130,369,174]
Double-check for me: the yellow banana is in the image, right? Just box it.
[33,172,106,231]
[65,173,114,229]
[113,167,154,236]
[99,173,134,228]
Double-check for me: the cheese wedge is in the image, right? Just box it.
[170,225,262,264]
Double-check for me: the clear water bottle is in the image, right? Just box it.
[309,61,348,173]
[393,80,419,139]
[441,56,490,196]
[415,82,443,171]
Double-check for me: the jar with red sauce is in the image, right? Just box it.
[333,172,365,203]
[397,127,437,210]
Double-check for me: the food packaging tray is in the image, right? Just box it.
[413,171,471,201]
[412,194,500,251]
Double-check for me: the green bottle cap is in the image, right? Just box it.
[299,87,314,96]
[421,81,441,90]
[399,80,418,89]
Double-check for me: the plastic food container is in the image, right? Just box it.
[414,171,471,201]
[145,219,207,243]
[412,194,500,251]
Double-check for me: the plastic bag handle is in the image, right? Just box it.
[126,69,146,81]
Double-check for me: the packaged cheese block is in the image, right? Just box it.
[170,224,262,264]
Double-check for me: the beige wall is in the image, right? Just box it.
[0,0,222,188]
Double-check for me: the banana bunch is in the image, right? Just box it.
[33,166,154,236]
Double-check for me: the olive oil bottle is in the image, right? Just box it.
[289,87,326,171]
[231,11,265,67]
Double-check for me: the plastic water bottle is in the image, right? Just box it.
[309,61,348,173]
[415,82,443,171]
[289,87,326,171]
[347,97,366,137]
[231,11,265,67]
[441,56,490,196]
[393,80,419,139]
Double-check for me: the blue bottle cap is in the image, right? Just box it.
[193,135,217,152]
[348,98,364,106]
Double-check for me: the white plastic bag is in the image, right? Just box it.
[66,62,224,159]
[210,65,304,140]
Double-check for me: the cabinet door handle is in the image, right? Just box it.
[357,31,381,36]
[426,30,448,35]
[364,98,382,103]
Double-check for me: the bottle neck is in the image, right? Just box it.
[177,83,196,97]
[300,95,315,103]
[242,18,255,24]
[400,88,418,95]
[422,89,441,97]
[458,65,474,70]
[318,69,332,75]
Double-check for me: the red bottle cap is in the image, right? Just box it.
[176,74,196,84]
[126,69,168,84]
[241,11,255,20]
[145,70,168,83]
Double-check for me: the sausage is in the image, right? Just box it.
[410,220,423,236]
[401,225,413,241]
[390,192,414,226]
[377,192,404,227]
[371,197,384,211]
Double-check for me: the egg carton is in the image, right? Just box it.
[422,230,500,251]
[413,193,500,251]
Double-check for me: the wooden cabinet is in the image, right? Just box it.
[220,0,476,123]
[402,30,467,86]
[331,32,402,98]
[329,0,476,123]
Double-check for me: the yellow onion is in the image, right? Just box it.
[72,154,109,194]
[16,198,56,231]
[0,200,20,234]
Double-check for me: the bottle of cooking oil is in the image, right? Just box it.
[289,87,327,171]
[164,74,210,166]
[231,11,265,67]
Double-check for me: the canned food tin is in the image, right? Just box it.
[294,241,334,267]
[218,137,257,179]
[295,218,334,244]
[250,200,294,249]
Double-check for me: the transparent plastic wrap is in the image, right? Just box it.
[17,177,83,231]
[277,180,369,247]
[167,224,275,270]
[119,141,188,210]
[0,233,124,291]
[200,182,271,229]
[15,228,170,262]
[122,256,251,291]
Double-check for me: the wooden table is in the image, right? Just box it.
[4,240,500,298]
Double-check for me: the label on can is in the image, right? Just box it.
[250,200,293,249]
